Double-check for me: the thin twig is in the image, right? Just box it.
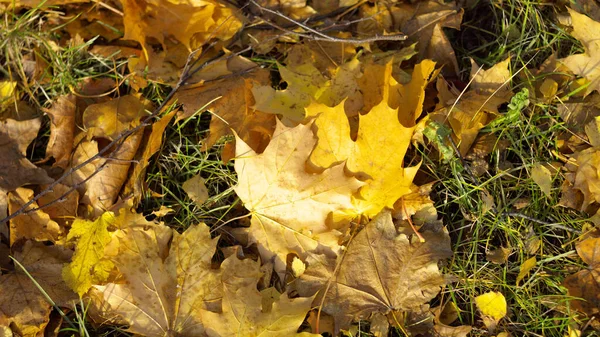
[249,0,406,44]
[502,212,582,234]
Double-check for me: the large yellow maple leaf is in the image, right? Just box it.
[234,120,363,274]
[307,78,424,218]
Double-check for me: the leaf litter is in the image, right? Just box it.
[1,0,600,336]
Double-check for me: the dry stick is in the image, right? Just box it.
[249,0,407,44]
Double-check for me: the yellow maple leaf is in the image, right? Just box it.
[62,211,116,296]
[201,257,320,337]
[234,120,363,275]
[252,62,328,124]
[560,8,600,96]
[307,100,419,218]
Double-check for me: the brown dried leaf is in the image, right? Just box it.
[124,110,176,202]
[0,241,77,337]
[8,188,64,246]
[44,94,76,168]
[175,67,275,155]
[0,118,53,221]
[393,1,463,75]
[96,223,221,337]
[293,210,452,333]
[431,59,512,155]
[564,235,600,317]
[201,257,320,337]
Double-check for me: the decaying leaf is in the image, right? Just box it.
[37,183,79,228]
[0,118,53,221]
[68,96,145,216]
[531,163,553,198]
[393,1,463,75]
[486,246,511,265]
[0,241,77,337]
[8,188,63,246]
[293,210,452,333]
[559,9,600,96]
[563,235,600,317]
[234,120,363,275]
[44,94,76,169]
[175,66,275,156]
[431,58,512,155]
[95,223,222,337]
[183,174,209,206]
[201,257,319,337]
[125,110,176,202]
[516,256,537,286]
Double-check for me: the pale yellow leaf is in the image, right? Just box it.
[234,120,363,275]
[516,256,537,286]
[531,164,553,198]
[201,257,319,337]
[183,174,209,206]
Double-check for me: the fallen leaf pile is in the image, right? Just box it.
[2,0,600,336]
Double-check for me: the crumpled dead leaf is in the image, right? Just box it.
[201,256,319,337]
[68,95,145,216]
[175,63,275,157]
[0,241,77,337]
[8,188,64,246]
[94,223,222,337]
[0,118,53,222]
[234,120,363,275]
[292,210,452,333]
[431,58,512,155]
[44,94,76,169]
[563,234,600,317]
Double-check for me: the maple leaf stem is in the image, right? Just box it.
[401,198,425,243]
[315,221,360,333]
